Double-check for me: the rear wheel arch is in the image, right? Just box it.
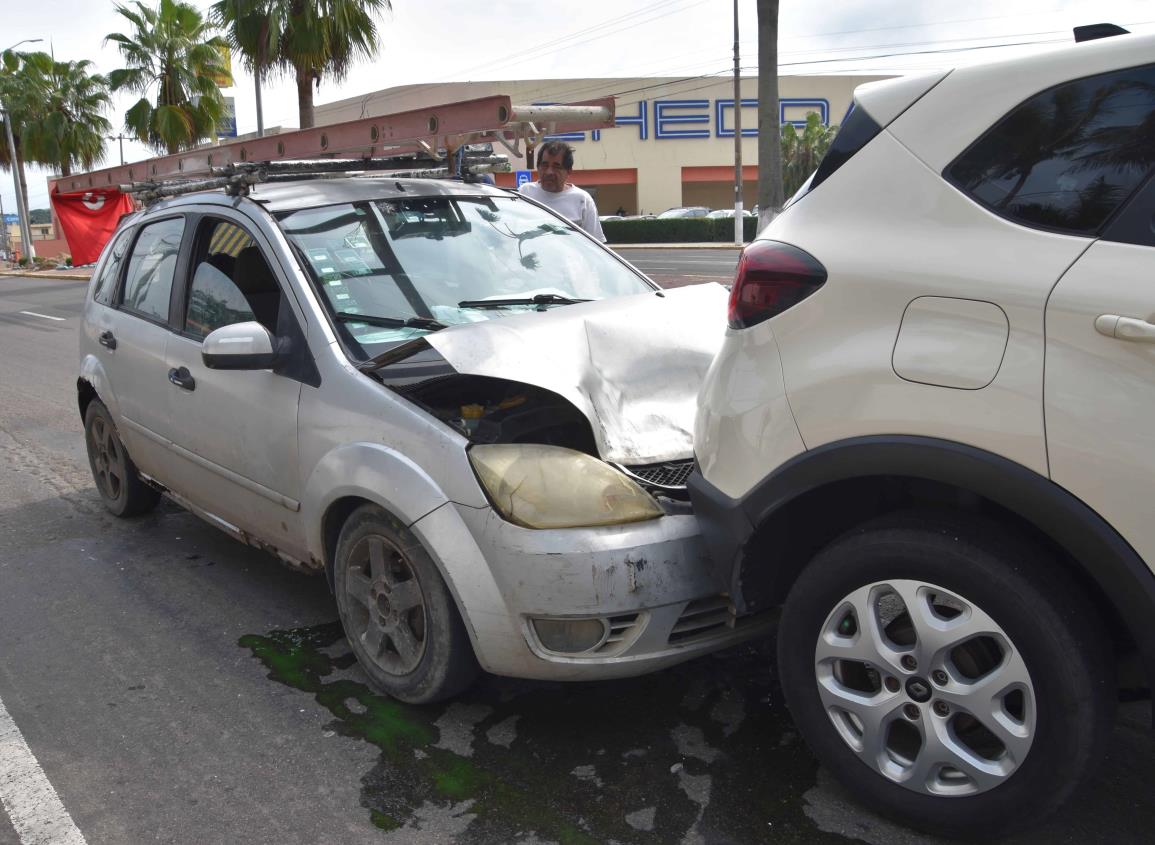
[736,436,1155,694]
[77,377,98,423]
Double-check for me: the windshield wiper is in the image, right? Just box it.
[457,293,591,309]
[336,312,447,331]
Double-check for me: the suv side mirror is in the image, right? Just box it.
[202,321,277,370]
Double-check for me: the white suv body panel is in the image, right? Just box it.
[889,32,1155,171]
[699,128,1094,501]
[1045,239,1155,569]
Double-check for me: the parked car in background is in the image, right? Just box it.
[705,209,755,219]
[657,206,709,219]
[689,26,1155,839]
[79,176,771,706]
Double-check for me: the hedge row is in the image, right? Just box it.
[602,217,758,244]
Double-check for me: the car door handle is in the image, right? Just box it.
[1095,314,1155,343]
[98,330,117,350]
[168,366,196,391]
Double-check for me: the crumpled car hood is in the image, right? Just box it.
[425,283,728,465]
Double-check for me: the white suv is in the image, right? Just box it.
[689,28,1155,838]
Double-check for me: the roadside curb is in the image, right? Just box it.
[0,271,93,281]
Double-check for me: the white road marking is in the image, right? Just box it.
[0,694,87,845]
[17,311,66,322]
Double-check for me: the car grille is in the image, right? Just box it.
[668,596,735,644]
[596,613,642,653]
[619,458,695,490]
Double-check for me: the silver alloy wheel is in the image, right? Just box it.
[815,578,1035,797]
[344,535,428,675]
[87,414,125,503]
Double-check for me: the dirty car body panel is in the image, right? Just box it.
[78,177,767,689]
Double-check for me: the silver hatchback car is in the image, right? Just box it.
[78,177,767,702]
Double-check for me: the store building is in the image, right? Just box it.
[314,74,887,216]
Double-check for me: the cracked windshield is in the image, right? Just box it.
[279,196,652,354]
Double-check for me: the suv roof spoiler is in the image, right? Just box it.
[49,95,615,203]
[1074,23,1130,42]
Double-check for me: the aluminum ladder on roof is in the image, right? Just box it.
[49,95,616,201]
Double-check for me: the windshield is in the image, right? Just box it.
[278,194,653,358]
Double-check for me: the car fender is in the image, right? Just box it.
[301,442,520,674]
[78,353,122,421]
[302,441,452,561]
[693,435,1155,692]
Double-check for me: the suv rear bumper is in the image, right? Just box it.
[686,467,755,601]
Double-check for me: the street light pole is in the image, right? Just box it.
[732,0,743,246]
[2,38,43,261]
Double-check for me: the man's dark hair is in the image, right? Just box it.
[537,141,575,170]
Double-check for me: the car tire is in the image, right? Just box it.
[334,504,479,704]
[83,399,161,518]
[776,511,1115,839]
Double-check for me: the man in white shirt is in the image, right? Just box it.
[518,141,606,242]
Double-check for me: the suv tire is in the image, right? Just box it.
[335,504,479,704]
[776,512,1115,838]
[83,399,161,517]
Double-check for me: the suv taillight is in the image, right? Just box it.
[727,240,827,329]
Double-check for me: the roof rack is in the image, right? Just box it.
[49,95,614,202]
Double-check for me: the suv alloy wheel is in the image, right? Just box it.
[776,513,1115,837]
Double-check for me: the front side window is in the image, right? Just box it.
[278,195,653,358]
[92,227,134,305]
[121,217,185,321]
[183,218,277,339]
[946,64,1155,235]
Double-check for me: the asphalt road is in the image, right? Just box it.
[0,273,1152,845]
[614,248,740,289]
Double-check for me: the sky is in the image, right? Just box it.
[3,0,1154,215]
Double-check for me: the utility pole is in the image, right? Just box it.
[732,0,743,245]
[107,134,127,165]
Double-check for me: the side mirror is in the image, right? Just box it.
[202,321,277,370]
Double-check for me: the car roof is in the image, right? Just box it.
[142,176,512,216]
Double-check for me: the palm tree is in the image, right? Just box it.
[212,0,389,130]
[19,54,111,177]
[106,0,232,154]
[756,0,783,229]
[780,112,837,198]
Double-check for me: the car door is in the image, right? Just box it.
[98,215,189,482]
[1044,64,1155,571]
[160,210,311,561]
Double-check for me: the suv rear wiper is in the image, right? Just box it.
[336,312,447,331]
[457,293,591,309]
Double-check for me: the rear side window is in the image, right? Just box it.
[946,63,1155,235]
[92,227,133,305]
[805,105,882,195]
[122,217,185,322]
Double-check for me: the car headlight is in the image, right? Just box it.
[468,444,663,529]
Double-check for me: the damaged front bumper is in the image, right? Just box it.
[413,501,773,681]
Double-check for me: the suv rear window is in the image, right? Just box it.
[797,104,882,200]
[945,63,1155,235]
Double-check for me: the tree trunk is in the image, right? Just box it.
[296,68,314,130]
[756,0,783,230]
[15,144,30,218]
